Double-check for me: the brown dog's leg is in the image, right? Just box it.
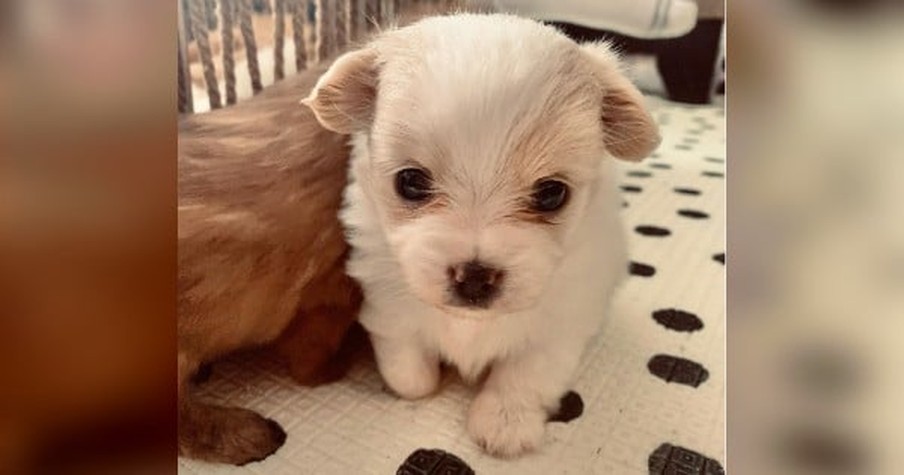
[275,306,360,386]
[178,352,286,465]
[317,322,371,382]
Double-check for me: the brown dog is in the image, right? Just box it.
[177,64,360,465]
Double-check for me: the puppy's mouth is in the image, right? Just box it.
[438,302,502,320]
[446,298,495,311]
[445,293,497,311]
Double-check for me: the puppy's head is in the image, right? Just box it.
[304,14,659,317]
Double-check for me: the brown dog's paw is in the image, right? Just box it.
[235,417,287,466]
[179,403,287,465]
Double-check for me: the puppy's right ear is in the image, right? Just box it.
[301,48,379,134]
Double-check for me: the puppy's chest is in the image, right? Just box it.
[430,316,523,377]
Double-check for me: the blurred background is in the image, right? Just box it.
[0,0,902,473]
[1,1,176,474]
[727,1,904,474]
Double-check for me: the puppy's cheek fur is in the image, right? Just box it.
[388,221,461,307]
[480,229,561,312]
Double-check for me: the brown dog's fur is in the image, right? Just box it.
[177,63,360,465]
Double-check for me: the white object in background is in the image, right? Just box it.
[624,55,667,96]
[473,0,698,39]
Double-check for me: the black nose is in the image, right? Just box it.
[448,261,504,307]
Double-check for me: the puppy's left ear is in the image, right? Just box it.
[581,43,661,161]
[301,48,379,134]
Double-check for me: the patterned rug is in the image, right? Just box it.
[178,96,726,474]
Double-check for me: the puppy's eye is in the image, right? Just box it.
[531,179,569,212]
[395,168,433,202]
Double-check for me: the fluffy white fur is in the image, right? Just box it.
[304,14,659,457]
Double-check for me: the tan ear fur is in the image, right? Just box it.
[301,48,379,134]
[581,43,661,161]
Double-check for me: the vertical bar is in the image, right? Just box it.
[380,0,394,25]
[315,0,332,62]
[189,0,222,109]
[326,0,337,56]
[220,0,238,105]
[238,0,263,93]
[369,0,380,30]
[205,0,219,29]
[346,0,354,44]
[274,0,286,80]
[177,0,194,113]
[353,0,367,40]
[292,0,308,71]
[336,0,349,50]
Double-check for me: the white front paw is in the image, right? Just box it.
[373,343,440,400]
[383,358,440,400]
[467,389,546,458]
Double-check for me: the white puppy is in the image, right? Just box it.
[303,14,660,457]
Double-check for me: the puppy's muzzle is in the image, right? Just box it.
[447,260,504,308]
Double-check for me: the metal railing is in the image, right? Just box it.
[177,0,419,114]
